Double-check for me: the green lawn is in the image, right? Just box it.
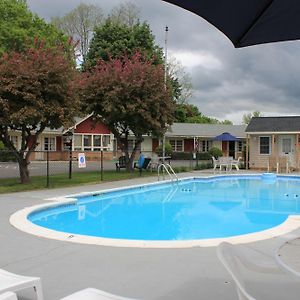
[0,170,155,194]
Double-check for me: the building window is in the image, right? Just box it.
[93,135,101,151]
[74,135,82,151]
[259,136,271,154]
[44,137,55,151]
[282,138,292,153]
[103,135,111,148]
[74,134,111,151]
[169,139,184,152]
[201,140,212,152]
[83,135,92,151]
[237,141,244,152]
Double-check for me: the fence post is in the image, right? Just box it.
[69,145,72,179]
[46,150,49,188]
[100,150,103,181]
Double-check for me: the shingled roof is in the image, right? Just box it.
[166,123,247,138]
[246,116,300,133]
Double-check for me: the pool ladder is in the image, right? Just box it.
[158,163,178,182]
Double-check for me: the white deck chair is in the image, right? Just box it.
[60,288,138,300]
[217,242,300,300]
[0,269,43,300]
[0,292,17,300]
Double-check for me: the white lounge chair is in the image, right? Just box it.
[217,242,300,300]
[0,269,43,300]
[0,292,17,300]
[60,288,138,300]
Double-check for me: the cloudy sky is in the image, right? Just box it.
[27,0,300,124]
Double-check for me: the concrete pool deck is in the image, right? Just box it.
[1,170,300,299]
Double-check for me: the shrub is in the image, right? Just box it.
[194,162,213,170]
[171,152,212,160]
[155,143,173,156]
[196,152,212,160]
[209,147,223,158]
[171,152,192,160]
[172,166,191,173]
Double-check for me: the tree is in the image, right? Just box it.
[221,119,233,125]
[109,1,140,27]
[83,19,163,69]
[242,111,262,124]
[0,0,67,54]
[79,52,175,171]
[174,103,233,124]
[0,45,78,183]
[51,3,104,60]
[168,56,193,104]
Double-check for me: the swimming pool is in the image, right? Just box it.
[26,175,300,245]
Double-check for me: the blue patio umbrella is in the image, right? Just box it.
[214,132,239,141]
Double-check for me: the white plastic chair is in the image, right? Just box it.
[0,269,43,300]
[60,288,138,300]
[0,292,17,300]
[230,157,242,171]
[217,242,300,300]
[212,156,220,170]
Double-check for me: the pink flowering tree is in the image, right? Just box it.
[0,45,78,183]
[80,52,175,171]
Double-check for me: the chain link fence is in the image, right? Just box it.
[0,150,212,187]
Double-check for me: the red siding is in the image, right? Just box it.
[152,139,159,152]
[74,117,111,134]
[184,139,194,152]
[56,136,62,151]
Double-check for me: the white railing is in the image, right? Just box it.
[157,163,178,182]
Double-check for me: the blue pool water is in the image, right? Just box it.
[29,176,300,241]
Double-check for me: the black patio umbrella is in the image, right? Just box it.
[162,0,300,48]
[214,132,239,141]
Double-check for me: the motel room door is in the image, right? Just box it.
[278,135,295,167]
[228,141,235,158]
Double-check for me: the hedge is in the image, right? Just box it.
[171,152,212,160]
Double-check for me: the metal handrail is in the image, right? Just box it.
[158,163,178,182]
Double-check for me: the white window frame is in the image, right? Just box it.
[259,136,271,155]
[44,137,56,151]
[200,140,212,152]
[93,135,102,151]
[73,134,112,151]
[169,139,184,152]
[237,141,244,152]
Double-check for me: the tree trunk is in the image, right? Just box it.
[18,158,30,184]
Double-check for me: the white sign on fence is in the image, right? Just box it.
[78,153,86,168]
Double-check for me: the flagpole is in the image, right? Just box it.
[163,26,169,164]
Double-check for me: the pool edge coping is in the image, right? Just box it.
[10,174,300,248]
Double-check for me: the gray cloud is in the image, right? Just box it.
[27,0,300,124]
